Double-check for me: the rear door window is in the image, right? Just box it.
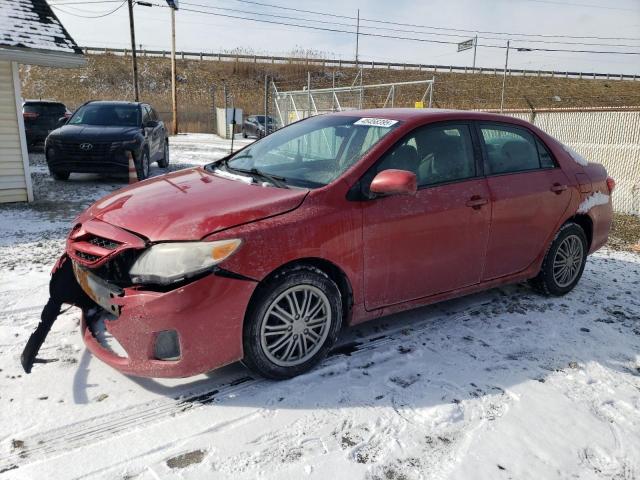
[480,124,541,175]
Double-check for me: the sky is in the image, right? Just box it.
[49,0,640,75]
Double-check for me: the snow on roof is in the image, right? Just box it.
[0,0,81,54]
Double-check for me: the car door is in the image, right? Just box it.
[141,105,155,158]
[149,107,164,155]
[478,122,572,280]
[362,122,492,310]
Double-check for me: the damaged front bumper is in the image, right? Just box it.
[74,261,257,378]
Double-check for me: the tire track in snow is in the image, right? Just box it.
[0,311,470,473]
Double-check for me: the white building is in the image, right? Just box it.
[0,0,84,203]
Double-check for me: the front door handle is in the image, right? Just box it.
[550,183,568,194]
[466,196,488,209]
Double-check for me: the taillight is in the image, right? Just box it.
[23,112,39,120]
[64,112,72,119]
[606,176,615,193]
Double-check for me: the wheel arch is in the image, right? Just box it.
[564,214,593,249]
[246,257,354,327]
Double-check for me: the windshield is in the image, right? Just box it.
[214,115,400,188]
[68,104,141,127]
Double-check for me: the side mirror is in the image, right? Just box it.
[370,169,417,196]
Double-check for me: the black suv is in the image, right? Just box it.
[23,100,71,148]
[45,101,168,181]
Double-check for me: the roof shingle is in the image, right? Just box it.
[0,0,81,54]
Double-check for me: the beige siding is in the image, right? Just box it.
[0,60,30,203]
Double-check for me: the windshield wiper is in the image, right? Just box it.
[239,167,289,189]
[221,158,289,189]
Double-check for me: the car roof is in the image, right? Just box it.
[332,108,532,128]
[85,100,143,106]
[23,99,65,105]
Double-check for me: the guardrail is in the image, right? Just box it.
[80,46,639,82]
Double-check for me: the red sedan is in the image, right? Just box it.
[56,109,614,379]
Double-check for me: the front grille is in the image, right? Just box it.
[88,235,121,250]
[93,249,140,287]
[54,140,111,159]
[76,251,100,262]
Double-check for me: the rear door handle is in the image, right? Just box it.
[550,183,568,194]
[466,196,488,209]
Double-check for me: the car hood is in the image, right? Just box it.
[53,125,141,141]
[78,167,309,241]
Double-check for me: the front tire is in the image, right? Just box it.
[242,265,343,379]
[157,141,169,168]
[530,223,588,296]
[137,149,150,180]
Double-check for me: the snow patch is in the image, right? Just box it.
[562,144,589,167]
[212,167,254,185]
[577,191,610,214]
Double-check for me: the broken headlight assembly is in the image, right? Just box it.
[129,239,242,286]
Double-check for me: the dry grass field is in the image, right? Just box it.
[20,54,640,133]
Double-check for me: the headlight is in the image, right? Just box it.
[111,138,140,150]
[129,239,242,285]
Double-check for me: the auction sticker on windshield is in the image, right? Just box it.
[354,118,399,128]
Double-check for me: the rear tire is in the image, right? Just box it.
[157,141,169,168]
[529,223,588,296]
[242,265,343,379]
[51,170,70,181]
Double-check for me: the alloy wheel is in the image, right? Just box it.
[259,285,332,367]
[552,234,584,287]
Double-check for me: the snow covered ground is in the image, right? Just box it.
[1,134,639,480]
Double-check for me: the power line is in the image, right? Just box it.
[220,0,640,42]
[515,0,640,12]
[49,0,122,4]
[51,1,128,18]
[179,1,640,48]
[162,5,640,55]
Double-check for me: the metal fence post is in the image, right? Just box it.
[307,71,311,118]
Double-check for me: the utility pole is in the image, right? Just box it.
[170,6,178,134]
[472,34,477,72]
[127,0,139,101]
[355,8,360,69]
[500,40,510,113]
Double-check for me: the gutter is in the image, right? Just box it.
[0,46,87,68]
